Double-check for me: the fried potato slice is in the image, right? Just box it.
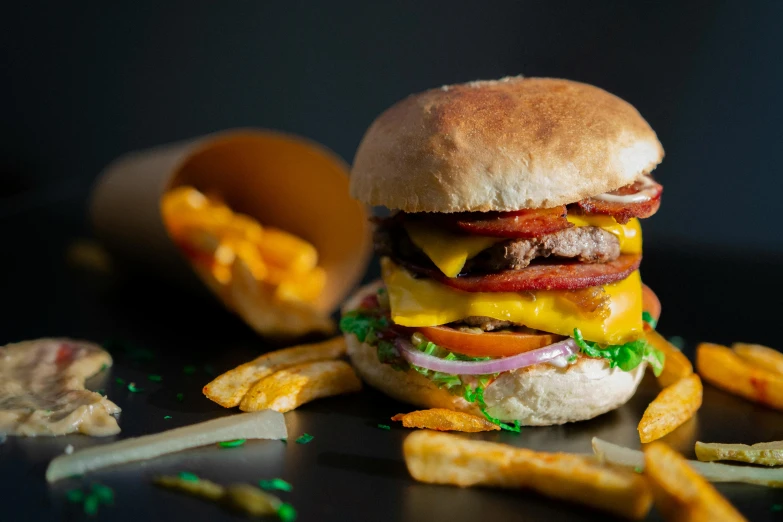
[697,342,783,410]
[732,343,783,376]
[646,329,694,388]
[638,373,703,443]
[593,437,783,487]
[695,440,783,466]
[256,227,318,274]
[239,360,362,413]
[404,431,652,520]
[203,336,347,408]
[392,408,500,432]
[644,442,747,522]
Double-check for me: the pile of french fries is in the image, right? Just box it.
[203,337,361,412]
[637,330,702,443]
[162,186,333,336]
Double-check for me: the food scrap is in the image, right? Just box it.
[695,440,783,466]
[161,185,332,337]
[592,438,783,487]
[638,373,702,443]
[0,339,120,437]
[204,337,359,412]
[404,431,652,520]
[295,433,313,445]
[258,478,292,492]
[377,424,391,430]
[46,410,286,482]
[392,408,501,432]
[155,474,297,521]
[66,483,114,516]
[644,442,747,521]
[218,438,247,448]
[697,343,783,410]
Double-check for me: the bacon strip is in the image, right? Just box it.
[576,178,663,224]
[403,254,641,292]
[402,206,572,239]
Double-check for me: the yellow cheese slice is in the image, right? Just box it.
[567,215,642,254]
[403,221,503,278]
[381,257,643,345]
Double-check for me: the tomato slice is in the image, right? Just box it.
[417,325,563,357]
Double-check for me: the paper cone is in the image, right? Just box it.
[91,129,372,334]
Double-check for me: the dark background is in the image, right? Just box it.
[2,0,783,251]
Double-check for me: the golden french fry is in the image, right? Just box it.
[203,336,346,408]
[644,442,747,522]
[228,258,334,338]
[646,330,694,387]
[404,431,652,520]
[697,343,783,410]
[392,408,500,432]
[733,343,783,376]
[695,440,783,467]
[239,360,361,412]
[638,374,702,443]
[257,227,318,274]
[274,267,327,304]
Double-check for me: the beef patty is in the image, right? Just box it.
[374,220,621,274]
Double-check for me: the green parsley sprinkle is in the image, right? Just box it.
[277,502,298,522]
[295,433,314,444]
[377,424,391,430]
[147,374,162,382]
[164,415,172,419]
[100,363,108,372]
[176,392,184,402]
[218,439,247,448]
[127,382,144,393]
[641,311,658,329]
[258,478,292,492]
[91,483,114,504]
[183,365,196,375]
[280,438,287,444]
[66,489,84,503]
[83,493,99,516]
[177,471,199,482]
[634,466,643,473]
[115,378,125,385]
[772,504,783,512]
[96,389,105,396]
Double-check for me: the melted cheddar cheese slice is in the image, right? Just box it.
[381,257,643,345]
[403,216,642,278]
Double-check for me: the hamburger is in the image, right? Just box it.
[340,76,665,429]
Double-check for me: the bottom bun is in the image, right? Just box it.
[343,281,645,426]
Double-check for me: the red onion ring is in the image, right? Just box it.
[395,338,578,375]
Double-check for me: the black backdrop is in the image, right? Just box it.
[2,0,782,252]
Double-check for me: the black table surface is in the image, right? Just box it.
[3,191,783,522]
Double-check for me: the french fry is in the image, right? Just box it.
[256,227,318,274]
[203,336,346,408]
[239,360,361,412]
[732,343,783,376]
[392,408,500,432]
[593,437,783,487]
[638,374,702,443]
[695,440,783,466]
[646,329,694,388]
[274,267,327,304]
[404,431,652,520]
[644,442,747,522]
[697,343,783,410]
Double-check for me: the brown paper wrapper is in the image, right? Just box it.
[90,129,372,336]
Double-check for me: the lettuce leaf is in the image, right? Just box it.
[573,328,665,377]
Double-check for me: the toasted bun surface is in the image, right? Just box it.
[343,282,645,426]
[351,76,663,213]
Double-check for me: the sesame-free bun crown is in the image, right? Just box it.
[351,77,664,212]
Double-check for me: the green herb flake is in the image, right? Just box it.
[218,439,247,448]
[176,392,184,402]
[114,378,125,385]
[127,382,144,393]
[634,466,644,474]
[96,389,105,396]
[377,424,391,430]
[66,489,84,503]
[567,354,578,363]
[295,433,314,444]
[642,311,658,329]
[463,385,521,433]
[91,483,114,504]
[163,415,172,420]
[99,363,108,372]
[258,478,293,492]
[277,502,298,522]
[183,365,197,375]
[177,471,200,482]
[83,494,99,516]
[147,374,162,382]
